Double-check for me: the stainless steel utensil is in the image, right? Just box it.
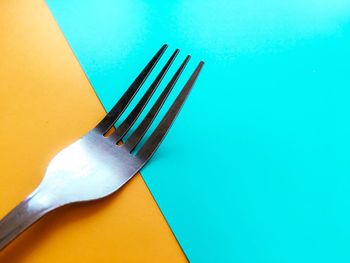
[0,44,204,251]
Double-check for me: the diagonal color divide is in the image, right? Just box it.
[46,0,350,262]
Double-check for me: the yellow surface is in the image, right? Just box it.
[0,0,186,262]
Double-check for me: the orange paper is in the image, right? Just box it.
[0,0,186,262]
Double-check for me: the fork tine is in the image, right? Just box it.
[136,61,204,163]
[94,44,168,134]
[123,55,191,152]
[108,49,179,143]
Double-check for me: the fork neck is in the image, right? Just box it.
[0,189,58,251]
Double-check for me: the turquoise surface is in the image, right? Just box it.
[46,1,350,262]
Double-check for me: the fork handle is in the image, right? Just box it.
[0,189,57,251]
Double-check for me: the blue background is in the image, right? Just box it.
[47,1,350,262]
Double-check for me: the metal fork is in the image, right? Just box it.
[0,44,204,251]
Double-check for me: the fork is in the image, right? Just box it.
[0,44,204,251]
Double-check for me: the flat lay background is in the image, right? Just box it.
[46,1,350,262]
[0,1,186,262]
